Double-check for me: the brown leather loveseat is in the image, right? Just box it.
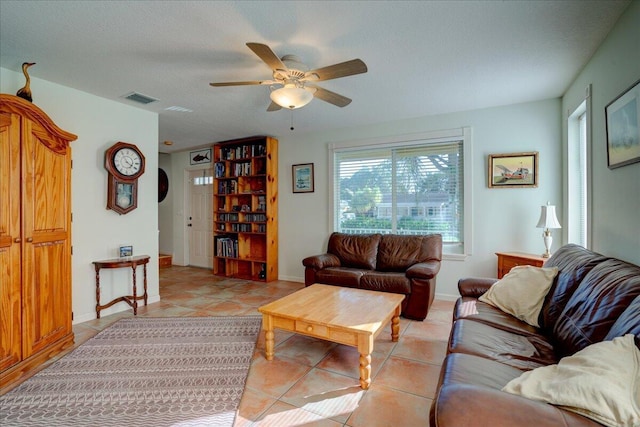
[430,244,640,427]
[302,232,442,320]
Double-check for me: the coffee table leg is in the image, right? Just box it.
[391,305,401,342]
[359,353,372,389]
[263,315,275,361]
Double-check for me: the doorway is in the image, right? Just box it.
[187,169,213,268]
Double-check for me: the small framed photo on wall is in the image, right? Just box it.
[292,163,314,193]
[488,152,539,188]
[605,79,640,169]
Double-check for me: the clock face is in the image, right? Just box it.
[113,147,142,176]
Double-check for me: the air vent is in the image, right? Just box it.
[122,92,159,105]
[165,106,193,113]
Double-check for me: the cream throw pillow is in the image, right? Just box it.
[502,334,640,427]
[478,265,558,327]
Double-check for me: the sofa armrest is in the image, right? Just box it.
[302,253,341,270]
[457,277,498,298]
[406,260,440,279]
[431,384,600,427]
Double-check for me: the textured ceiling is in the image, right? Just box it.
[0,1,631,152]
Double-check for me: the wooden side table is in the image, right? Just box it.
[495,252,546,279]
[92,255,150,318]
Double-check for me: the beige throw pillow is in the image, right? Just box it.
[478,265,558,327]
[502,334,640,427]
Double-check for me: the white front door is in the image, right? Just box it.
[188,169,213,268]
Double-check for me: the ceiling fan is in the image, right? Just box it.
[210,42,367,111]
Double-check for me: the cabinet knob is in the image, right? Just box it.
[26,237,33,242]
[14,237,21,243]
[306,325,313,332]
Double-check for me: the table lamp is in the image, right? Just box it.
[536,202,561,258]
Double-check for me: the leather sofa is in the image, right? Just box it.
[430,244,640,427]
[302,232,442,320]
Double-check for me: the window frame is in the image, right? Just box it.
[328,127,473,258]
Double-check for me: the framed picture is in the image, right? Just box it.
[292,163,314,193]
[190,148,212,165]
[605,79,640,169]
[119,245,133,258]
[488,152,539,188]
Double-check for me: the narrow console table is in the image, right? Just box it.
[92,255,150,318]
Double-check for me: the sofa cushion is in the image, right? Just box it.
[438,353,525,391]
[377,233,442,271]
[478,266,559,327]
[553,258,640,358]
[454,297,541,336]
[605,296,640,341]
[328,232,381,270]
[448,319,557,370]
[502,334,640,427]
[315,267,364,288]
[360,271,411,294]
[539,244,608,331]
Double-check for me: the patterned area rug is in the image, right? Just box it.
[0,316,262,427]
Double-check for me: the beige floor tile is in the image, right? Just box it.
[235,387,278,425]
[373,356,442,398]
[244,354,312,399]
[346,384,432,427]
[316,345,388,381]
[391,335,448,365]
[281,368,364,423]
[274,335,337,367]
[252,401,344,427]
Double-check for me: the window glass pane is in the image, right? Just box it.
[334,139,463,244]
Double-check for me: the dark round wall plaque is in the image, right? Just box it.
[158,168,169,203]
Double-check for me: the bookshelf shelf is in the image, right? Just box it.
[212,136,278,282]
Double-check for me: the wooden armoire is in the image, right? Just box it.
[0,94,77,390]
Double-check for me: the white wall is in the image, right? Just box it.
[562,0,640,266]
[276,99,562,298]
[1,68,160,322]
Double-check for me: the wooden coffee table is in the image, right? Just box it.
[258,284,405,389]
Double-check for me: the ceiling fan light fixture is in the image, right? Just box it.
[270,84,313,109]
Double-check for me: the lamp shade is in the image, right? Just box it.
[536,203,561,229]
[270,84,313,109]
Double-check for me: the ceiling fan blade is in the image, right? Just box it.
[309,85,352,107]
[246,42,287,71]
[209,80,271,87]
[305,59,367,81]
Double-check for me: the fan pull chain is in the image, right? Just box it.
[290,110,294,131]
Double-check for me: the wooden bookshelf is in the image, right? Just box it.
[213,136,278,282]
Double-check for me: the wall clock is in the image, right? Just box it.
[104,141,145,215]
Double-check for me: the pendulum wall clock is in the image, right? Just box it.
[104,141,145,215]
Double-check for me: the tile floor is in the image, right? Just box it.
[11,266,456,426]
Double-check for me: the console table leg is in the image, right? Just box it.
[95,267,101,319]
[143,263,148,306]
[131,264,138,315]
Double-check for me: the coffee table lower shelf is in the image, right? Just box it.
[258,284,405,389]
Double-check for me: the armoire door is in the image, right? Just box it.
[20,117,73,358]
[0,111,22,371]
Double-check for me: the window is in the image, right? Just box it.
[567,89,590,248]
[330,128,472,256]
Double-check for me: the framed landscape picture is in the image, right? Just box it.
[606,79,640,169]
[488,152,539,188]
[292,163,314,193]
